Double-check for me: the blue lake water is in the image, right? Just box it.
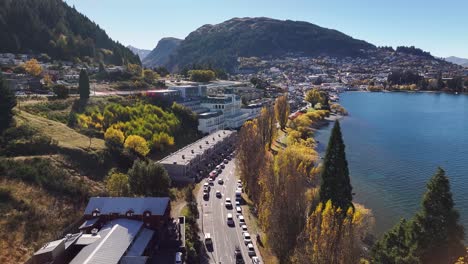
[315,92,468,237]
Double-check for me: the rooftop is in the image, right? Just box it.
[84,197,170,216]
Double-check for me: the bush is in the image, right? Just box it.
[53,85,69,99]
[128,160,171,196]
[104,127,125,149]
[124,135,150,157]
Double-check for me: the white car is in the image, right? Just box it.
[247,243,256,256]
[243,232,252,245]
[236,206,242,214]
[235,200,241,206]
[227,213,234,226]
[238,215,245,223]
[241,224,248,231]
[225,198,232,208]
[252,256,260,264]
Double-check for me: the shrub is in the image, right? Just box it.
[104,127,125,149]
[128,160,171,197]
[53,85,69,99]
[124,135,150,157]
[105,172,130,196]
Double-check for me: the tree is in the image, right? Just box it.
[52,84,69,99]
[411,167,465,264]
[257,106,276,149]
[106,172,130,196]
[275,95,290,130]
[143,69,158,83]
[104,127,125,149]
[127,63,142,76]
[79,69,90,100]
[43,74,53,87]
[124,135,150,157]
[22,59,43,76]
[188,70,216,82]
[0,74,17,133]
[305,89,323,108]
[319,121,353,211]
[128,160,171,196]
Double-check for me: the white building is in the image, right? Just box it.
[200,94,251,130]
[198,111,225,134]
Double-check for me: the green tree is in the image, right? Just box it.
[53,84,69,99]
[411,167,465,264]
[106,172,130,196]
[319,121,353,211]
[79,69,90,100]
[128,160,171,197]
[188,70,216,82]
[0,73,17,133]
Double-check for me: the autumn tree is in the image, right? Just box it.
[104,127,125,149]
[143,69,158,83]
[236,120,264,203]
[319,121,353,211]
[275,95,290,130]
[79,69,90,100]
[23,58,43,76]
[127,63,142,76]
[106,172,130,196]
[128,160,171,197]
[305,89,323,108]
[0,73,17,133]
[411,167,465,264]
[257,106,276,149]
[124,135,150,157]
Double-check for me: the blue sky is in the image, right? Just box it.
[64,0,468,58]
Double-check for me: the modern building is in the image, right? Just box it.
[198,111,225,134]
[168,85,207,98]
[32,197,171,264]
[159,130,236,183]
[200,94,251,131]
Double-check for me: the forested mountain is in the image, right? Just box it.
[142,37,182,68]
[127,45,151,60]
[165,17,376,72]
[0,0,140,65]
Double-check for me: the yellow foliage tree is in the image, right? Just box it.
[127,63,142,76]
[275,95,290,130]
[305,89,323,108]
[42,74,53,87]
[124,135,150,156]
[106,172,130,196]
[104,127,125,148]
[23,59,43,77]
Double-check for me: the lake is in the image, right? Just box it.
[315,91,468,237]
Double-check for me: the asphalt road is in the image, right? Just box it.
[197,157,262,264]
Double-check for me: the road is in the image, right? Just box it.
[197,157,263,264]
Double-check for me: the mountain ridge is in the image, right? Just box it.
[142,37,182,68]
[127,45,151,60]
[445,56,468,67]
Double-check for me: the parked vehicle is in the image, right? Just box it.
[205,233,213,246]
[235,246,244,264]
[252,256,260,264]
[223,159,229,164]
[247,243,256,256]
[243,232,252,245]
[238,215,245,224]
[241,224,248,231]
[175,251,183,263]
[216,191,222,198]
[236,206,242,214]
[218,178,224,184]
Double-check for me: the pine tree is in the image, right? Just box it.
[0,73,17,133]
[411,167,465,264]
[319,120,353,211]
[79,69,90,100]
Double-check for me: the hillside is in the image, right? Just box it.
[165,17,376,72]
[142,37,182,68]
[127,45,151,60]
[0,0,140,65]
[446,56,468,67]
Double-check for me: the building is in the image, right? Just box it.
[201,94,250,130]
[32,197,171,264]
[168,85,207,98]
[198,111,225,134]
[159,130,236,182]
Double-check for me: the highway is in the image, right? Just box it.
[197,157,262,264]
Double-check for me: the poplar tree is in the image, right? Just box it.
[0,73,17,133]
[319,120,353,211]
[79,69,90,100]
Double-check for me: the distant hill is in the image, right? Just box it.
[142,37,182,68]
[127,45,151,60]
[0,0,140,65]
[446,56,468,67]
[165,17,376,72]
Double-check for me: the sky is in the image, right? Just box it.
[64,0,468,58]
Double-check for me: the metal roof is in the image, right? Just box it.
[69,219,143,264]
[126,228,155,256]
[120,256,149,264]
[79,218,99,229]
[84,197,170,216]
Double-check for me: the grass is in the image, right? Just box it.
[20,99,74,124]
[15,110,105,151]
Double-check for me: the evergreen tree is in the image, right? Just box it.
[319,121,353,211]
[0,73,17,133]
[411,167,465,264]
[79,69,90,100]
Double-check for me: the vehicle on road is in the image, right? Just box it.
[220,163,225,169]
[225,198,232,208]
[203,192,209,200]
[218,178,224,184]
[216,191,222,198]
[247,243,256,256]
[252,256,260,264]
[223,159,229,164]
[235,190,242,201]
[236,206,242,214]
[243,232,252,245]
[208,178,214,185]
[209,171,217,178]
[235,246,245,264]
[203,183,210,191]
[236,200,241,206]
[238,215,245,224]
[175,251,183,263]
[227,213,234,226]
[204,233,213,246]
[241,224,248,231]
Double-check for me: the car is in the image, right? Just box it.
[238,215,245,223]
[203,192,209,200]
[204,233,213,246]
[216,191,222,198]
[223,159,229,164]
[217,168,222,174]
[208,178,214,185]
[243,232,252,245]
[241,224,248,231]
[215,165,221,170]
[251,256,260,264]
[203,183,210,191]
[234,246,244,264]
[220,163,225,169]
[236,206,242,214]
[175,251,183,264]
[225,198,232,208]
[237,180,242,184]
[218,178,224,184]
[247,243,256,256]
[236,200,241,206]
[227,213,234,226]
[209,171,217,178]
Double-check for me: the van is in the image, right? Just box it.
[175,252,183,264]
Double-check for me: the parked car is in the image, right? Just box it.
[223,159,229,164]
[203,192,209,200]
[243,232,252,245]
[205,233,213,246]
[220,163,225,169]
[216,191,222,198]
[252,256,260,264]
[247,243,256,256]
[236,206,242,214]
[218,178,224,184]
[175,252,183,264]
[238,215,245,223]
[235,246,244,264]
[241,224,248,231]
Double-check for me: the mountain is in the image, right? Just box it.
[0,0,140,65]
[445,56,468,67]
[142,37,182,68]
[127,45,151,60]
[165,17,376,72]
